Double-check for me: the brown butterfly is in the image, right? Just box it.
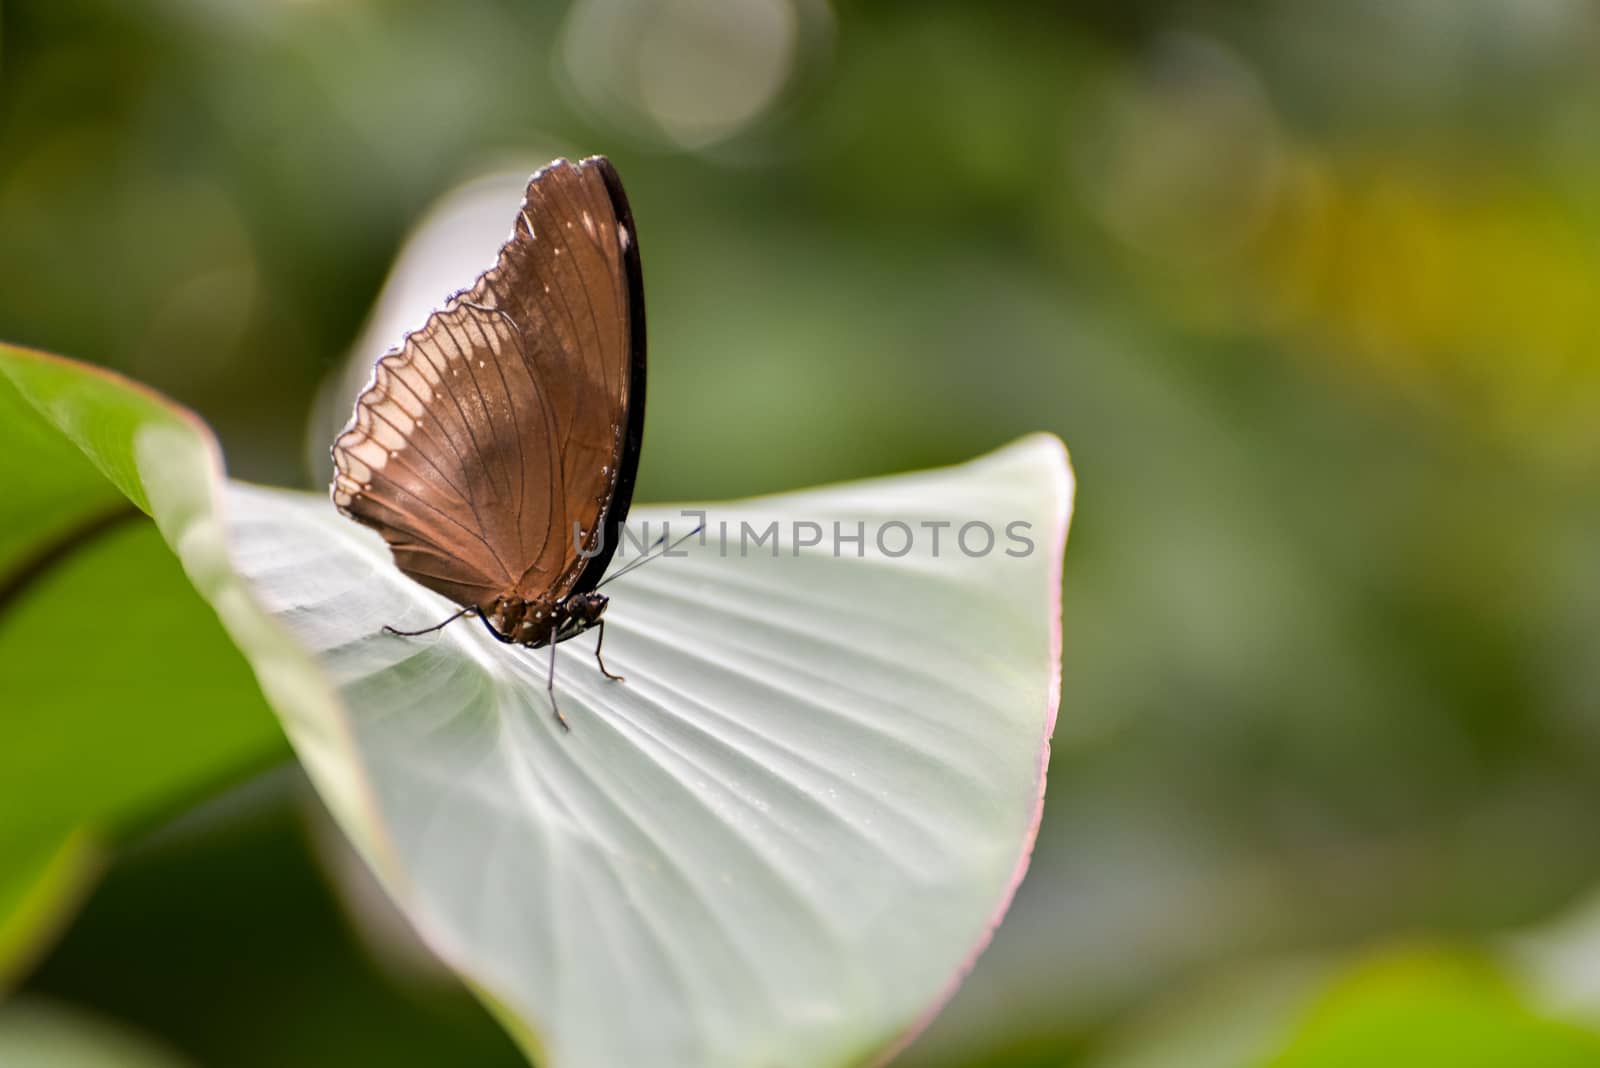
[330,156,646,729]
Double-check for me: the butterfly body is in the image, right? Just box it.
[481,590,609,648]
[331,155,645,725]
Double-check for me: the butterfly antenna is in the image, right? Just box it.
[599,523,705,587]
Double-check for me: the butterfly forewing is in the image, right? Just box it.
[332,156,643,614]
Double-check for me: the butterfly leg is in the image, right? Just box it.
[593,620,625,683]
[547,624,570,732]
[383,605,475,638]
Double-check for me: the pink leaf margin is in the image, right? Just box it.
[869,432,1076,1067]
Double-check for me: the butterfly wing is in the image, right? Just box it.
[331,156,645,612]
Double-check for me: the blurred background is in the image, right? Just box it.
[4,0,1600,1064]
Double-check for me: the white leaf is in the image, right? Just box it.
[223,434,1072,1068]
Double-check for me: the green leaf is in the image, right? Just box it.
[1270,949,1600,1068]
[0,834,99,997]
[0,344,286,988]
[1086,948,1600,1068]
[222,434,1072,1068]
[0,998,195,1068]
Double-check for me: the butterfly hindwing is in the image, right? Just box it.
[332,156,643,612]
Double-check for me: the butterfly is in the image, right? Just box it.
[331,156,647,729]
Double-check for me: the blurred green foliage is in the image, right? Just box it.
[1271,951,1600,1068]
[28,772,524,1067]
[0,996,196,1067]
[3,0,1600,1064]
[0,347,285,993]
